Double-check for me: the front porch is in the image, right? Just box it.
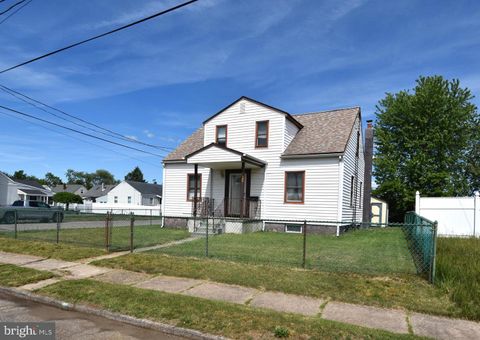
[184,143,265,234]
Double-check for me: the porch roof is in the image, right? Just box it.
[185,143,266,169]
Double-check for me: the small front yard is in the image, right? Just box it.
[153,227,416,276]
[0,263,55,287]
[38,279,421,339]
[0,237,105,261]
[3,226,190,250]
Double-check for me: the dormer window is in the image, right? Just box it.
[255,120,269,148]
[216,125,227,146]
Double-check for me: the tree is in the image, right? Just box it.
[125,166,145,182]
[44,172,63,187]
[92,169,116,186]
[66,169,117,189]
[373,76,479,221]
[52,192,83,210]
[11,170,44,184]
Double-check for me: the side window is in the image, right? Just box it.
[187,174,202,201]
[284,171,305,203]
[255,121,269,147]
[127,196,132,204]
[114,196,118,204]
[216,125,227,146]
[12,201,23,206]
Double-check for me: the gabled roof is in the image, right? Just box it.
[52,184,85,193]
[283,107,360,156]
[83,184,116,198]
[203,96,303,129]
[14,179,45,189]
[163,98,360,162]
[185,143,266,167]
[125,181,162,196]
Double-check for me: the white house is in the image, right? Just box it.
[0,172,53,205]
[107,181,162,206]
[162,97,365,235]
[83,183,116,203]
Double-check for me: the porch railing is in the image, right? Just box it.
[192,197,261,219]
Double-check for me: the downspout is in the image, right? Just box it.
[336,155,344,236]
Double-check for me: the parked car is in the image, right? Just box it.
[0,200,64,224]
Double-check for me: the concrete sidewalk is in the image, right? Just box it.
[1,250,480,339]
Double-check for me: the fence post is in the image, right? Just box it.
[13,209,18,239]
[205,217,209,257]
[104,212,110,252]
[430,221,438,284]
[56,211,60,244]
[302,220,307,268]
[130,213,135,253]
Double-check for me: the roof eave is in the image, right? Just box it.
[281,152,344,159]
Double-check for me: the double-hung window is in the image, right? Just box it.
[255,121,269,147]
[284,171,305,203]
[187,174,202,201]
[216,125,227,146]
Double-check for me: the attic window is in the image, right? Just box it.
[216,125,227,146]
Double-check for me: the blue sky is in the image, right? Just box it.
[1,0,479,183]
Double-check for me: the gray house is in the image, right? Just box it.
[52,184,87,197]
[83,184,116,203]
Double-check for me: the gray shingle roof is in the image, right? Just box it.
[163,106,359,161]
[283,107,359,156]
[126,181,162,196]
[83,184,116,198]
[52,184,85,194]
[14,179,45,189]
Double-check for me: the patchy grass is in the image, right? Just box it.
[153,228,416,276]
[0,237,105,261]
[0,264,55,287]
[436,237,480,320]
[94,252,458,318]
[4,226,189,250]
[39,279,422,339]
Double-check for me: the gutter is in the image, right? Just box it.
[281,152,343,159]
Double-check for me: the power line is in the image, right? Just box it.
[0,104,168,158]
[0,0,32,26]
[0,84,174,151]
[0,0,27,16]
[0,109,164,169]
[0,0,198,74]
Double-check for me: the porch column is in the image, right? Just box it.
[240,161,245,218]
[193,163,198,217]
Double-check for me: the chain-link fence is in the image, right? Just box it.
[403,211,438,283]
[0,207,437,282]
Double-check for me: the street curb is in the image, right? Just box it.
[0,286,228,340]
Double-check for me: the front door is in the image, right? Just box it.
[225,170,251,217]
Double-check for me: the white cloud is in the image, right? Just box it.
[143,130,155,138]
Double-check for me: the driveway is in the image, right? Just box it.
[0,293,185,339]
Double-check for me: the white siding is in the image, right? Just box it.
[162,163,210,216]
[163,99,346,222]
[284,119,299,151]
[107,182,142,205]
[188,146,240,164]
[341,115,365,222]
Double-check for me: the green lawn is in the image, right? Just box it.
[153,228,416,276]
[7,226,190,250]
[0,236,106,261]
[0,263,55,287]
[38,279,422,340]
[436,236,480,320]
[63,213,157,222]
[94,253,457,318]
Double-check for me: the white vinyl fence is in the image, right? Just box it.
[415,191,479,237]
[58,202,161,216]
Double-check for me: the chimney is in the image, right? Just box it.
[362,120,374,223]
[63,183,67,190]
[101,183,105,191]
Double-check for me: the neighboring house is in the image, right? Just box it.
[83,184,116,203]
[107,181,162,206]
[162,96,365,235]
[0,173,54,205]
[52,184,87,197]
